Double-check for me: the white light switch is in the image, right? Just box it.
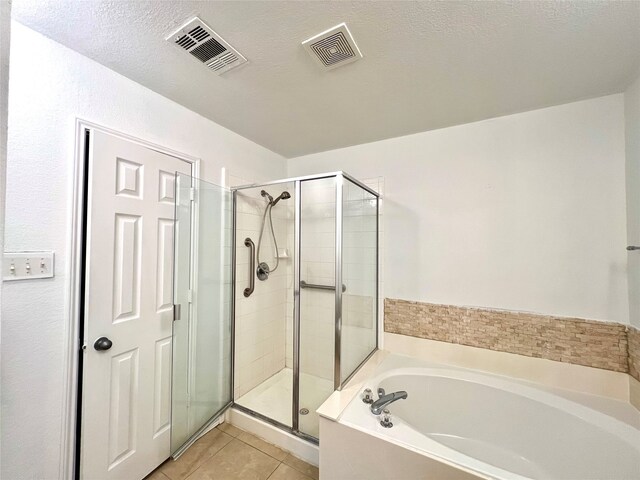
[3,251,54,281]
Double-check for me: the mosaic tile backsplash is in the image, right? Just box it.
[385,298,633,374]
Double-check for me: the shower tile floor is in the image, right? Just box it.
[235,368,334,438]
[147,422,318,480]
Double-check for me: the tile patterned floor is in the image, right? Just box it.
[145,423,318,480]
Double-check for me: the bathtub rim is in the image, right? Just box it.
[337,365,640,480]
[357,366,640,447]
[384,333,632,401]
[317,348,640,427]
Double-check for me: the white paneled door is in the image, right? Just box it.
[81,131,191,479]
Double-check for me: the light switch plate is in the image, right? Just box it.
[3,251,54,281]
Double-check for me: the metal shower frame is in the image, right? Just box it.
[230,171,380,443]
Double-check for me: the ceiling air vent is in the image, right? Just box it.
[167,17,247,75]
[302,23,363,71]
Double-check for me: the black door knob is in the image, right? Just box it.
[94,336,113,351]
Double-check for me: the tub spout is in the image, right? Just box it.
[370,391,408,415]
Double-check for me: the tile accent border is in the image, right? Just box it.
[384,299,630,373]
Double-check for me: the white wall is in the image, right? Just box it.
[2,22,286,479]
[625,73,640,329]
[0,0,11,474]
[0,2,10,281]
[289,95,628,324]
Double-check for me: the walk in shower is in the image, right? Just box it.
[170,171,379,454]
[233,172,379,441]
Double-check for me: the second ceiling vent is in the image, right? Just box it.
[167,17,247,75]
[302,23,363,71]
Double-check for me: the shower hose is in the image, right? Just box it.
[257,201,280,274]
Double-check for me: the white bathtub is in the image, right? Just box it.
[339,367,640,480]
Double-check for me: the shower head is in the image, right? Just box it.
[271,191,291,206]
[261,190,274,203]
[261,189,290,206]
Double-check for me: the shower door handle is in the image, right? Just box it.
[244,238,255,297]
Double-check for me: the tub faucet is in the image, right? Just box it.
[370,388,408,415]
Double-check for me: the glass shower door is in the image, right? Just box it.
[298,177,338,439]
[340,178,378,382]
[172,173,233,454]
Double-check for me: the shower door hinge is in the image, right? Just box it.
[187,289,193,303]
[189,187,196,202]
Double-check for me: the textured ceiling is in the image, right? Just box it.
[12,0,640,158]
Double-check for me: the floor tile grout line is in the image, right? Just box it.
[234,430,289,463]
[282,453,320,479]
[222,427,316,479]
[182,430,234,480]
[160,429,232,480]
[265,460,282,479]
[264,461,283,480]
[286,466,317,479]
[183,433,236,480]
[231,435,282,479]
[226,436,283,478]
[266,461,315,480]
[233,434,284,462]
[158,426,316,480]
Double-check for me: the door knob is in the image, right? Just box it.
[94,336,113,351]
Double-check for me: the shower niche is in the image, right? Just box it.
[233,172,379,441]
[170,171,379,453]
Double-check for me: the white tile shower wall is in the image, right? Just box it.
[234,186,293,399]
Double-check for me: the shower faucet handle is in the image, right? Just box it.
[377,387,385,399]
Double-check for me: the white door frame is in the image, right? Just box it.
[59,119,200,479]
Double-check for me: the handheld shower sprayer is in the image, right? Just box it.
[260,190,273,203]
[261,189,290,206]
[272,191,291,206]
[256,189,291,280]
